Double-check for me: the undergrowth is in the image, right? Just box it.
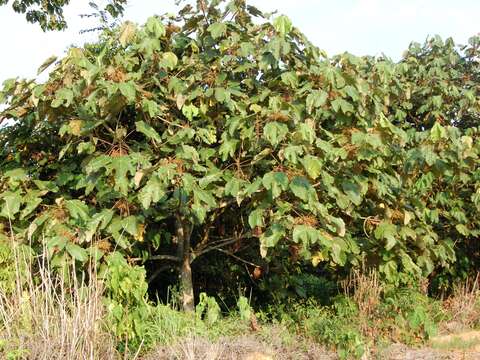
[0,239,479,359]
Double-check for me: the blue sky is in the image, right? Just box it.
[0,0,479,84]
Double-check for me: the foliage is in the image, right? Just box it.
[267,287,447,359]
[380,288,442,343]
[0,0,127,31]
[101,252,150,349]
[0,237,33,295]
[1,0,480,309]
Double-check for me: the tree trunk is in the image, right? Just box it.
[175,214,194,312]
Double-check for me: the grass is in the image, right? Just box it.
[0,243,117,360]
[431,333,480,351]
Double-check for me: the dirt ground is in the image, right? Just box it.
[143,330,480,360]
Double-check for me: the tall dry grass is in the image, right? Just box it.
[443,273,480,332]
[0,243,118,360]
[342,268,383,319]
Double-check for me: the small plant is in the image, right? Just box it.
[237,296,253,322]
[380,288,442,343]
[196,293,222,325]
[102,252,150,351]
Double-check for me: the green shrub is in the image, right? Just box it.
[101,252,150,350]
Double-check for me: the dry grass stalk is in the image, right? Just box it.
[443,273,480,331]
[168,336,224,360]
[0,244,117,360]
[343,268,383,319]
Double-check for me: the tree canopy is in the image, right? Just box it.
[0,0,126,30]
[1,0,480,310]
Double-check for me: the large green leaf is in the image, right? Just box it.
[207,22,227,39]
[138,176,165,209]
[263,122,289,147]
[374,222,397,251]
[262,172,289,198]
[273,15,292,36]
[65,200,89,221]
[136,121,162,143]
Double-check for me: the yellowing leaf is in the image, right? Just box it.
[312,252,325,267]
[119,21,136,47]
[69,119,83,136]
[161,52,178,70]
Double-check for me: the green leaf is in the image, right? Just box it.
[178,145,200,164]
[331,98,354,114]
[225,177,241,197]
[145,16,165,38]
[52,88,74,107]
[207,22,227,39]
[0,191,22,218]
[118,81,136,102]
[219,137,239,161]
[289,176,315,202]
[194,188,216,208]
[330,217,346,237]
[293,225,318,245]
[248,208,264,228]
[214,87,229,103]
[263,122,289,147]
[20,197,42,219]
[374,222,397,251]
[142,99,160,118]
[3,168,27,184]
[284,145,304,164]
[259,224,285,257]
[182,104,199,121]
[301,155,322,180]
[65,200,89,221]
[341,180,363,206]
[455,224,470,236]
[273,15,293,36]
[136,121,162,143]
[77,141,95,154]
[108,156,136,195]
[84,209,114,242]
[281,71,298,87]
[86,155,111,174]
[331,242,346,265]
[430,122,447,141]
[306,90,328,112]
[66,243,88,262]
[192,202,207,223]
[122,215,141,238]
[138,176,165,209]
[262,172,289,198]
[160,52,178,70]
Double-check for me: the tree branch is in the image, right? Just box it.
[215,248,261,268]
[148,254,181,262]
[148,265,173,284]
[192,234,250,260]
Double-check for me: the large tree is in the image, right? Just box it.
[1,0,480,312]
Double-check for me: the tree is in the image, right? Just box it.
[1,0,480,312]
[0,0,127,30]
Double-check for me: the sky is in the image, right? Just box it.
[0,0,479,84]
